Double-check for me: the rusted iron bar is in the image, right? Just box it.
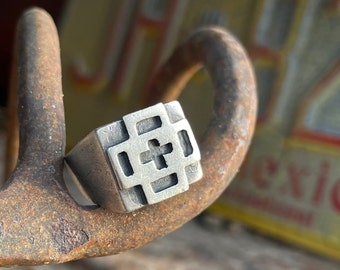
[0,7,256,267]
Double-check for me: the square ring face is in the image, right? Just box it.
[98,101,203,211]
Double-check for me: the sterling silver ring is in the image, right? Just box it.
[65,101,203,212]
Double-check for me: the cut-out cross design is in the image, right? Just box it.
[95,101,202,211]
[140,139,173,169]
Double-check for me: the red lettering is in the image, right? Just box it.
[331,180,340,212]
[312,161,330,205]
[253,157,278,188]
[287,164,309,199]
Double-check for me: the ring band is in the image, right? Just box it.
[65,101,203,212]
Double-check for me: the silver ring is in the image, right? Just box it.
[65,101,203,212]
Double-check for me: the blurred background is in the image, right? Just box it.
[0,0,340,269]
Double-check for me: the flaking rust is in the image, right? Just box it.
[0,7,256,267]
[51,219,89,254]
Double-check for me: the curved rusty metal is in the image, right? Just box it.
[0,7,256,267]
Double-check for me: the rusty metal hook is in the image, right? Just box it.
[0,7,256,267]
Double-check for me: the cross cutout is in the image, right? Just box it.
[140,139,173,170]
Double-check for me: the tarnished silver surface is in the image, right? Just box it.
[66,101,202,212]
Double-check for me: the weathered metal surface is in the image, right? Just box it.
[65,101,203,213]
[0,7,256,267]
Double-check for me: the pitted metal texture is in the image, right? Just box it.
[66,101,202,212]
[0,7,256,267]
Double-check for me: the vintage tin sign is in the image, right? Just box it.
[211,0,340,260]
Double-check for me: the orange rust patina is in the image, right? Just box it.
[0,7,256,266]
